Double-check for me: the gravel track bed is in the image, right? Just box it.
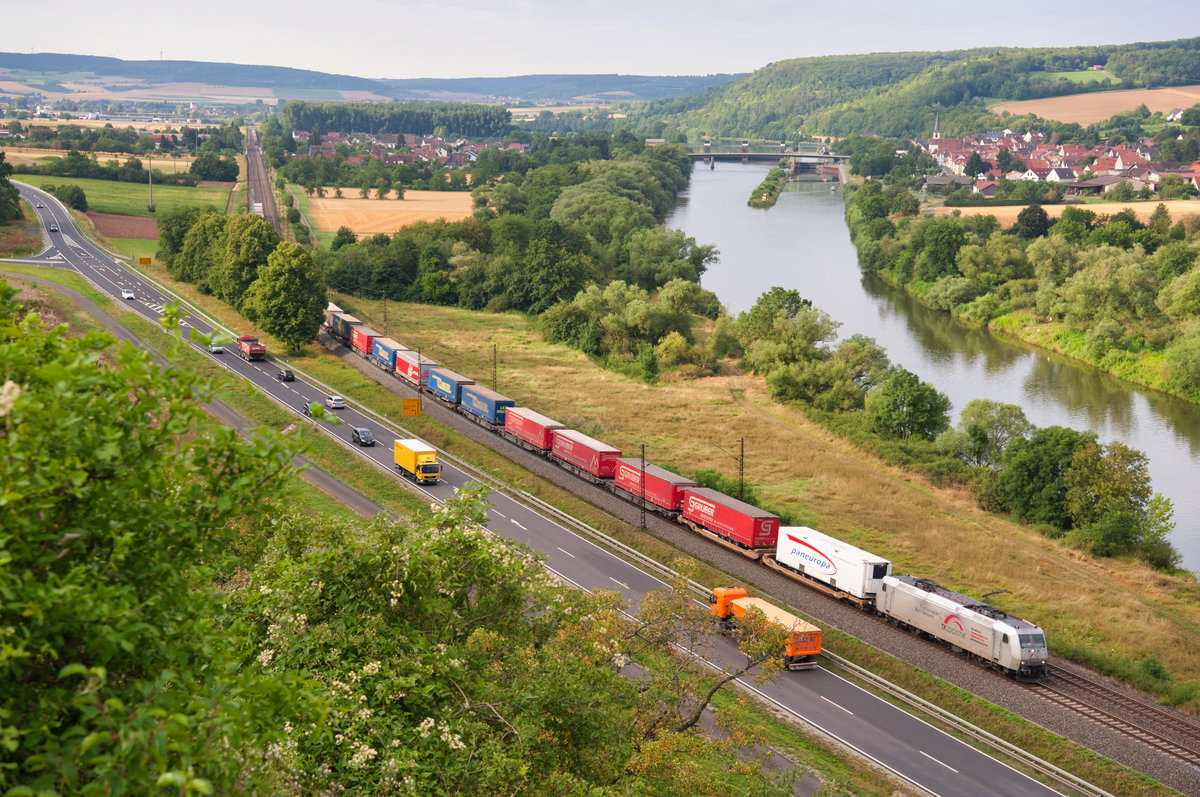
[322,332,1199,793]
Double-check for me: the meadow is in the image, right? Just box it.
[14,174,230,217]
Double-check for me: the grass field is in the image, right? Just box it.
[14,175,229,217]
[1044,69,1112,84]
[993,84,1200,125]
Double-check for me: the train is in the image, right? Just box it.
[323,304,1050,680]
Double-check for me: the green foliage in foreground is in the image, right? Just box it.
[0,285,797,795]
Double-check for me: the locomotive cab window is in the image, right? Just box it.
[1020,633,1046,649]
[1002,634,1009,644]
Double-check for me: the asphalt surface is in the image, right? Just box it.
[6,181,1071,797]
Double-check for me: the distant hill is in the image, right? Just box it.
[630,37,1200,140]
[0,52,741,104]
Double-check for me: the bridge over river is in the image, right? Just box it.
[688,141,847,176]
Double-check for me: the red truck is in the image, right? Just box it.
[613,458,696,513]
[503,407,565,451]
[236,336,266,361]
[550,429,621,480]
[680,487,779,549]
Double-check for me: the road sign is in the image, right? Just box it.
[139,257,151,265]
[402,398,421,417]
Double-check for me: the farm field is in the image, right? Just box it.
[1,146,197,172]
[304,190,474,234]
[933,199,1200,226]
[14,175,230,217]
[993,84,1200,125]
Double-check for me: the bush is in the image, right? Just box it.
[52,183,88,211]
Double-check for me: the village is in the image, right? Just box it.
[922,115,1200,198]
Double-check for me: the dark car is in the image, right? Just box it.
[47,224,58,232]
[276,369,295,382]
[350,427,375,446]
[35,202,44,208]
[301,401,313,418]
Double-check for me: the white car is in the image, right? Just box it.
[324,395,346,410]
[120,289,135,300]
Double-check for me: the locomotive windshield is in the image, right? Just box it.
[1019,632,1046,649]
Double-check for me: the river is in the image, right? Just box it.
[666,162,1200,574]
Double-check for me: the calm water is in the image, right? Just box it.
[667,163,1200,574]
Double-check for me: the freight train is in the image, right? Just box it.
[323,305,1050,680]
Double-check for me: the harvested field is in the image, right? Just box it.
[305,191,474,235]
[86,212,159,240]
[933,199,1200,226]
[993,84,1200,125]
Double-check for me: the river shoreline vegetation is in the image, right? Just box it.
[747,167,787,208]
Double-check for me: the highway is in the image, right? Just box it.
[9,181,1075,797]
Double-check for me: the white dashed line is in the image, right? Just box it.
[919,751,958,772]
[821,696,853,715]
[510,519,527,530]
[555,547,576,558]
[609,578,629,589]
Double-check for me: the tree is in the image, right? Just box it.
[868,368,950,440]
[995,425,1096,528]
[210,214,281,310]
[0,287,301,792]
[1013,203,1051,240]
[330,225,358,251]
[242,242,327,353]
[964,151,990,178]
[156,204,218,268]
[189,150,239,181]
[1108,180,1135,202]
[936,399,1033,468]
[0,152,22,222]
[174,212,228,290]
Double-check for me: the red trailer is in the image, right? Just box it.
[503,407,565,451]
[395,348,438,385]
[350,325,381,357]
[613,458,696,512]
[551,429,621,479]
[680,487,779,549]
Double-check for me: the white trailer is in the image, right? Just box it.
[769,526,891,605]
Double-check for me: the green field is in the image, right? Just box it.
[14,175,229,217]
[1045,69,1111,84]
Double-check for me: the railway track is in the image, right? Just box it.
[1036,664,1200,768]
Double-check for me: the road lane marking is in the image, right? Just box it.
[492,510,506,519]
[555,547,576,558]
[919,751,958,772]
[510,519,527,530]
[609,578,629,589]
[821,696,853,715]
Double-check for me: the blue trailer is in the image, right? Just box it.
[426,368,475,403]
[371,337,406,371]
[328,312,362,344]
[458,385,515,426]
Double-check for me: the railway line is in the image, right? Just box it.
[1036,664,1200,769]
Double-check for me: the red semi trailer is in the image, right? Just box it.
[503,407,565,451]
[612,458,696,513]
[550,429,621,480]
[680,487,779,549]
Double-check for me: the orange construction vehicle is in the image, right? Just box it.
[709,586,822,671]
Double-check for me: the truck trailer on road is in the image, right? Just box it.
[709,586,821,671]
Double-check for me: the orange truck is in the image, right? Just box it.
[709,586,822,671]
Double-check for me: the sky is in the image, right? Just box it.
[6,0,1199,80]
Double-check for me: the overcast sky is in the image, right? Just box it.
[7,0,1199,80]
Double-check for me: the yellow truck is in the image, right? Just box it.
[709,586,822,670]
[393,439,441,484]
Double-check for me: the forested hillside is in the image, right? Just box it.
[624,37,1200,140]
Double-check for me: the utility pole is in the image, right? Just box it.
[382,290,387,336]
[640,443,647,530]
[492,343,497,391]
[738,437,745,501]
[147,153,154,213]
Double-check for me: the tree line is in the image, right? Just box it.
[279,100,512,139]
[11,120,244,157]
[156,207,326,353]
[10,149,240,185]
[728,284,1179,570]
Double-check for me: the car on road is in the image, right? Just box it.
[276,369,295,382]
[47,224,58,232]
[301,401,313,417]
[324,395,346,410]
[350,427,375,446]
[35,202,44,208]
[207,340,225,354]
[120,289,135,300]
